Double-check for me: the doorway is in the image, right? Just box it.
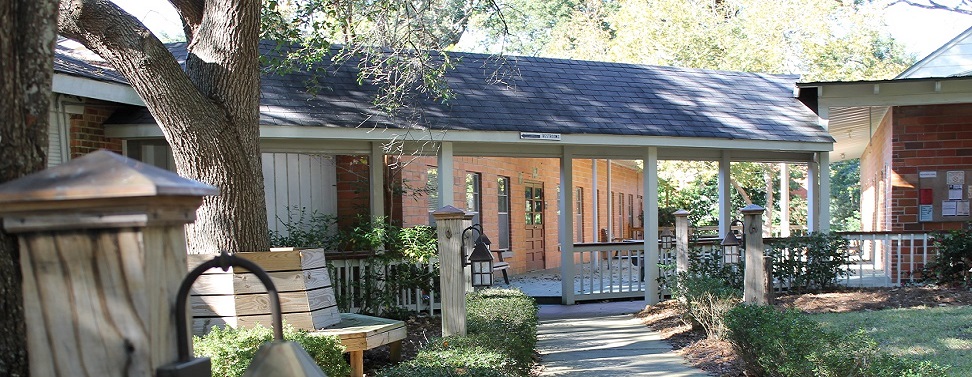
[524,181,546,270]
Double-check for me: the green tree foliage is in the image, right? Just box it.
[467,0,915,81]
[830,159,862,231]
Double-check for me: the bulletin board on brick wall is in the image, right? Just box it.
[917,170,972,222]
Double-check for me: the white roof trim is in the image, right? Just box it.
[897,26,972,79]
[53,73,144,106]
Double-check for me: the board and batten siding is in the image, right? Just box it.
[263,152,338,236]
[122,143,338,236]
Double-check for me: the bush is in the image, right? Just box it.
[922,228,972,286]
[769,232,850,292]
[378,288,538,377]
[725,304,824,376]
[269,207,340,249]
[194,324,350,377]
[669,274,740,339]
[466,288,539,368]
[724,305,949,377]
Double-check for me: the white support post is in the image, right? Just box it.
[644,147,660,304]
[370,142,385,220]
[780,163,790,237]
[560,148,575,305]
[718,151,732,236]
[592,159,599,241]
[808,158,820,233]
[819,152,831,232]
[438,142,454,208]
[606,159,613,241]
[433,206,467,336]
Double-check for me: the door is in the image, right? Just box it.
[524,181,545,270]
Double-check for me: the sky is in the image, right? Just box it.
[111,0,972,60]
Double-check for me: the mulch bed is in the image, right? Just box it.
[362,315,442,374]
[637,286,972,376]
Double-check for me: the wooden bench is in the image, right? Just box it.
[314,313,407,377]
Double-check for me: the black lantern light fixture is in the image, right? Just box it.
[660,229,674,250]
[463,224,494,287]
[157,251,328,377]
[721,218,744,264]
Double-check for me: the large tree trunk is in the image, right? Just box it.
[0,0,58,375]
[57,0,269,253]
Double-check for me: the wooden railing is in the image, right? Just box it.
[326,252,439,316]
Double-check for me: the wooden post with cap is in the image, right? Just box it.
[0,150,217,376]
[433,205,468,336]
[741,204,768,304]
[673,209,690,273]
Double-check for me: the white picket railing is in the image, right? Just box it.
[327,254,439,316]
[833,231,934,286]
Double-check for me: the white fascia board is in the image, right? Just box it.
[811,78,972,107]
[260,125,832,152]
[108,123,832,160]
[52,74,144,106]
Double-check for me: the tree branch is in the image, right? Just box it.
[168,0,204,42]
[57,0,219,143]
[886,0,972,15]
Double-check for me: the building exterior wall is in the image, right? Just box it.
[890,103,972,232]
[860,109,894,232]
[381,156,644,275]
[70,102,122,157]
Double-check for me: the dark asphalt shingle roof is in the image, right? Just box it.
[55,41,832,144]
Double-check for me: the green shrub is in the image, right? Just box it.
[725,304,824,376]
[769,232,850,292]
[378,288,538,377]
[669,274,740,339]
[725,305,949,377]
[193,324,350,377]
[377,336,519,377]
[922,228,972,286]
[466,288,539,369]
[269,207,340,249]
[397,225,438,263]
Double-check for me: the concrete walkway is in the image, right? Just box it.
[537,300,709,376]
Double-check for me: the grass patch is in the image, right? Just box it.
[813,306,972,376]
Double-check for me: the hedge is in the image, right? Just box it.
[378,288,538,377]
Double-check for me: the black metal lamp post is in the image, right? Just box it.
[157,251,328,377]
[463,224,494,287]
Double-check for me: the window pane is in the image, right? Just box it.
[534,213,542,224]
[525,213,533,225]
[535,188,543,199]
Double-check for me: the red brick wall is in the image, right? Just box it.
[335,155,371,230]
[70,104,122,157]
[890,103,972,232]
[386,156,643,274]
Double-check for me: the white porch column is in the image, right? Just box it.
[819,152,831,232]
[560,147,576,305]
[718,151,732,236]
[592,159,599,241]
[606,159,613,241]
[438,141,455,208]
[370,142,385,219]
[779,163,790,237]
[644,147,660,305]
[808,157,820,233]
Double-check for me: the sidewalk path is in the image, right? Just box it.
[537,300,709,376]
